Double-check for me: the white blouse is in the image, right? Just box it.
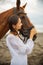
[6,34,34,65]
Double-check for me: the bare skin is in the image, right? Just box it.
[12,18,37,40]
[30,28,37,39]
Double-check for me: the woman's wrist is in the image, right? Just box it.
[30,34,33,40]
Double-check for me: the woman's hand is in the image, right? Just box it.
[30,28,37,40]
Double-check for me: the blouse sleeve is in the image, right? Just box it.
[7,35,34,55]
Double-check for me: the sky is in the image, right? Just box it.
[0,0,43,32]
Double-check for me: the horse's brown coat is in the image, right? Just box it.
[0,0,37,40]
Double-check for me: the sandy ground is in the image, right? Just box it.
[35,33,43,43]
[0,33,43,65]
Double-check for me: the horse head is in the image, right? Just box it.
[13,0,37,41]
[0,0,37,41]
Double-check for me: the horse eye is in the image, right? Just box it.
[20,16,25,19]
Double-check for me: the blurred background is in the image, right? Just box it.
[0,0,43,65]
[0,0,43,33]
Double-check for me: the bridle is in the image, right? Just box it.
[13,9,37,42]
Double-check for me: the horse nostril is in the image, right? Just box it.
[32,34,37,41]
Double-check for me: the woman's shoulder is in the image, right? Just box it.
[6,33,15,40]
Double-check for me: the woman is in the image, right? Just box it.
[6,15,36,65]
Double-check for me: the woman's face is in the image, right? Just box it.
[12,18,22,31]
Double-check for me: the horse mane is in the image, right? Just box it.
[0,0,37,40]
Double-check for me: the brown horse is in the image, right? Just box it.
[0,0,37,41]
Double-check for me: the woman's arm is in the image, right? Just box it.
[6,35,34,55]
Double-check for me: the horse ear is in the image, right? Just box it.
[16,0,21,10]
[22,3,27,9]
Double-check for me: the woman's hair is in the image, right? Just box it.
[8,15,19,31]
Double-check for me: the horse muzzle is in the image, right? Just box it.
[19,26,37,41]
